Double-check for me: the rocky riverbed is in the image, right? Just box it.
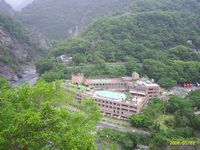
[13,65,38,87]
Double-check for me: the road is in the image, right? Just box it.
[160,86,200,100]
[97,121,148,134]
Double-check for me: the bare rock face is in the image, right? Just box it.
[0,16,35,82]
[0,65,18,81]
[0,27,29,59]
[0,27,12,45]
[27,28,52,49]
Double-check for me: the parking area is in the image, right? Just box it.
[160,86,200,100]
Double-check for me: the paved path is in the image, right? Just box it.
[160,86,200,100]
[97,121,147,134]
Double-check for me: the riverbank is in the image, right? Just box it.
[13,65,38,87]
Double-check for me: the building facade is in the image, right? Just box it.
[69,73,161,120]
[75,91,148,120]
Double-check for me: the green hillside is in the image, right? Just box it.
[37,0,200,85]
[72,11,200,59]
[18,0,132,41]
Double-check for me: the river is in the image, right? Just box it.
[13,65,38,87]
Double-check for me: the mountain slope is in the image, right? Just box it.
[18,0,131,41]
[0,12,41,81]
[52,0,200,61]
[42,0,200,84]
[0,0,14,16]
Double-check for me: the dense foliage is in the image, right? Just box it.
[0,44,20,69]
[0,13,30,43]
[97,129,149,150]
[36,0,200,85]
[130,92,200,150]
[0,78,101,149]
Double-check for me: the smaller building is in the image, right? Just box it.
[71,72,140,91]
[71,73,85,84]
[85,78,128,91]
[57,55,73,65]
[130,79,161,99]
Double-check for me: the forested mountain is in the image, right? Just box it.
[38,0,200,85]
[0,12,42,81]
[1,1,200,149]
[129,0,200,13]
[18,0,132,41]
[0,0,14,16]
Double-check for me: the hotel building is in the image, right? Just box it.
[68,73,161,120]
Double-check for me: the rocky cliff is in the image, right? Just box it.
[0,0,14,16]
[0,12,41,82]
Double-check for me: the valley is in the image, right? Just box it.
[0,0,200,149]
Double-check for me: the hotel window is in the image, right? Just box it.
[130,110,137,113]
[122,108,128,111]
[130,106,137,109]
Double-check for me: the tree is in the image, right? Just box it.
[166,96,195,128]
[36,59,54,74]
[168,45,193,61]
[40,71,65,82]
[0,81,101,149]
[158,77,177,88]
[187,90,200,109]
[72,53,86,65]
[166,96,192,114]
[0,76,11,90]
[131,114,153,128]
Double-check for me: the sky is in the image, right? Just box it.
[5,0,33,10]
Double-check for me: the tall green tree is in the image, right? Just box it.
[0,80,101,149]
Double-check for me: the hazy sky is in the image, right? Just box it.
[5,0,24,7]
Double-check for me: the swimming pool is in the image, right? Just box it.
[95,91,126,101]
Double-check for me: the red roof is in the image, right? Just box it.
[85,78,122,84]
